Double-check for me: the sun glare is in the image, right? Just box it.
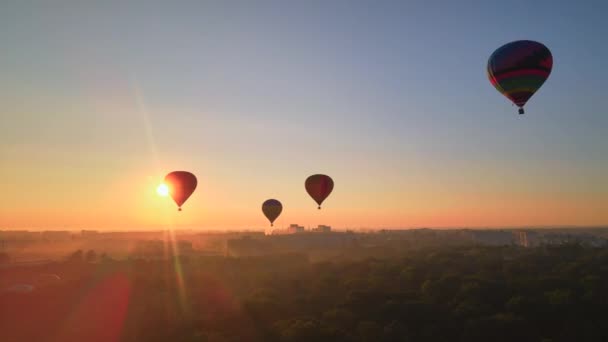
[156,183,169,197]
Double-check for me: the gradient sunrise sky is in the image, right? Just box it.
[1,1,607,230]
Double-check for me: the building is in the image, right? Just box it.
[313,225,331,233]
[81,230,100,239]
[512,230,541,247]
[0,230,39,241]
[42,231,72,241]
[464,230,513,246]
[287,224,305,234]
[270,224,306,235]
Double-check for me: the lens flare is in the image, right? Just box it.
[156,183,169,197]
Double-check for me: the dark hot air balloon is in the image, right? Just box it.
[487,40,552,114]
[164,171,197,211]
[305,174,334,209]
[262,199,282,226]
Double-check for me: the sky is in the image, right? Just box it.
[1,0,607,230]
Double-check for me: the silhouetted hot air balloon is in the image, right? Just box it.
[262,199,282,227]
[164,171,197,211]
[487,40,552,114]
[305,174,334,209]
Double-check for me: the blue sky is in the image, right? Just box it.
[1,1,606,229]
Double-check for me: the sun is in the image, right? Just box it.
[156,183,169,197]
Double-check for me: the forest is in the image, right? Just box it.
[2,243,608,342]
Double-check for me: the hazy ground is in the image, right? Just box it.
[1,229,608,341]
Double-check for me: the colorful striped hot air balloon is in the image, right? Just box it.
[305,174,334,209]
[262,199,282,226]
[487,40,553,114]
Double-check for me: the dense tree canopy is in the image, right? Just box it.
[1,244,608,341]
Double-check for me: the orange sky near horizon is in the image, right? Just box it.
[1,94,605,230]
[1,146,606,230]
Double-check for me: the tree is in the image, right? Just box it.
[356,321,382,342]
[67,249,83,262]
[85,249,97,262]
[100,253,113,263]
[383,320,409,341]
[0,252,10,264]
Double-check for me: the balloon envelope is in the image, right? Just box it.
[487,40,552,114]
[164,171,197,211]
[262,199,282,226]
[305,174,334,209]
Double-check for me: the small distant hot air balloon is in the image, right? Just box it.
[487,40,553,114]
[164,171,197,211]
[305,174,334,209]
[262,199,282,227]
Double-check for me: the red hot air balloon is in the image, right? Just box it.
[262,199,282,226]
[164,171,197,211]
[305,174,334,209]
[487,40,553,114]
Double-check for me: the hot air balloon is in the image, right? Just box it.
[262,199,282,226]
[487,40,552,114]
[305,174,334,209]
[164,171,197,211]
